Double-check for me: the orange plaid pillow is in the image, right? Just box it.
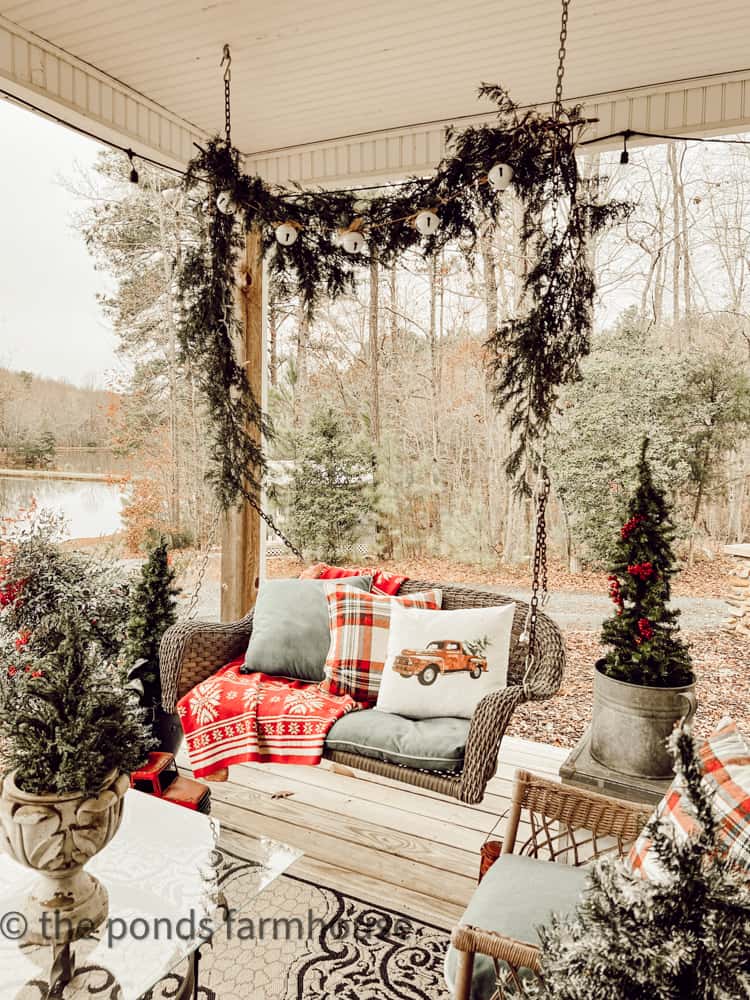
[323,588,442,705]
[627,719,750,880]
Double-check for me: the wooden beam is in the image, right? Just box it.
[220,229,264,622]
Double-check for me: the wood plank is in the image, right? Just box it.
[218,828,462,927]
[211,799,476,908]
[220,761,487,853]
[209,779,479,879]
[253,761,506,831]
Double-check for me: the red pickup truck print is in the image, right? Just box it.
[392,639,489,686]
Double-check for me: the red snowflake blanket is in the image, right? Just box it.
[177,658,357,779]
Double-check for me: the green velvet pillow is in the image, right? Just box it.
[241,577,371,681]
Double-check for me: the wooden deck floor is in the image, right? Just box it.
[179,738,567,928]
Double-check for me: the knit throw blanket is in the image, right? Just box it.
[178,658,357,779]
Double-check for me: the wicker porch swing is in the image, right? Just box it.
[158,33,576,805]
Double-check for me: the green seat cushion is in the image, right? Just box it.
[242,577,371,681]
[444,855,589,1000]
[325,708,469,772]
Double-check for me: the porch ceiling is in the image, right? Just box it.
[1,0,749,179]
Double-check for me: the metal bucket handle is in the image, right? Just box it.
[678,690,697,727]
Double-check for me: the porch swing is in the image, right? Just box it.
[157,9,582,805]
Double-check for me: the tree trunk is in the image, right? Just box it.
[369,252,381,446]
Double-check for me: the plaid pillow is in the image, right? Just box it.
[627,719,750,880]
[324,588,442,704]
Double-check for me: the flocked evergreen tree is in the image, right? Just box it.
[0,618,151,796]
[288,408,373,563]
[600,438,693,688]
[531,727,750,1000]
[121,537,179,712]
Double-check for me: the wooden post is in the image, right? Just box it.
[220,229,264,622]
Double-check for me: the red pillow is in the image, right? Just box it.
[300,563,408,597]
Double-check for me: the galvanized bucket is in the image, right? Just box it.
[590,663,697,779]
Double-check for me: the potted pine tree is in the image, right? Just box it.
[121,537,181,751]
[590,439,695,778]
[0,620,151,943]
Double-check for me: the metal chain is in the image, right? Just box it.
[184,495,304,619]
[185,506,221,619]
[221,44,232,145]
[520,0,569,664]
[246,494,305,562]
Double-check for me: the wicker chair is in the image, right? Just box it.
[449,769,651,998]
[159,580,565,804]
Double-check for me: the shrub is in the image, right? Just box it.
[0,619,152,796]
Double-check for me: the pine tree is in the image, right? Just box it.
[0,618,152,796]
[533,728,750,1000]
[121,537,179,711]
[288,408,373,563]
[600,438,692,688]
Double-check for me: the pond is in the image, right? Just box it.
[0,475,126,540]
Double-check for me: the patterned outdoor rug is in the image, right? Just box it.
[165,847,453,1000]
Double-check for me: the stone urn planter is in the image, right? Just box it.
[0,768,130,944]
[590,662,697,779]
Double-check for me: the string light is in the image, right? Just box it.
[620,130,630,165]
[126,149,139,184]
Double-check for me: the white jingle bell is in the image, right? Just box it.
[488,163,514,191]
[415,210,440,236]
[200,198,211,215]
[275,223,299,246]
[216,190,237,215]
[341,230,366,254]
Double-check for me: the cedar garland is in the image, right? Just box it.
[178,85,630,506]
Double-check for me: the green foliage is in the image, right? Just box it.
[0,507,131,662]
[550,319,690,565]
[121,538,179,711]
[599,439,693,688]
[6,429,56,469]
[182,86,629,494]
[178,140,267,510]
[0,619,152,796]
[533,728,750,1000]
[288,408,373,563]
[464,635,492,657]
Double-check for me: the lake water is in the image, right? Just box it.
[0,476,125,540]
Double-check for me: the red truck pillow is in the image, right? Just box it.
[323,588,442,705]
[375,602,515,720]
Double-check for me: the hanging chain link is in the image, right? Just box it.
[185,506,221,619]
[520,0,570,666]
[246,494,305,562]
[221,44,232,145]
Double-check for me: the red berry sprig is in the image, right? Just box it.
[621,514,645,540]
[627,561,654,581]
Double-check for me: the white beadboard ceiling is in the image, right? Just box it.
[1,0,749,157]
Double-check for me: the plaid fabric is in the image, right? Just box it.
[300,563,408,597]
[323,588,442,704]
[628,719,750,880]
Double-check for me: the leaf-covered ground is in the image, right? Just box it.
[508,628,748,749]
[267,554,735,599]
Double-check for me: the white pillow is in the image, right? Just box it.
[376,602,515,720]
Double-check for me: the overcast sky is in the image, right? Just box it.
[0,99,121,389]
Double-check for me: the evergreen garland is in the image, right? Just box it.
[178,141,269,509]
[178,85,629,503]
[532,727,750,1000]
[0,619,152,796]
[121,537,180,713]
[600,437,693,688]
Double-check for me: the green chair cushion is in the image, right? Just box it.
[444,854,589,1000]
[325,708,470,772]
[242,576,371,681]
